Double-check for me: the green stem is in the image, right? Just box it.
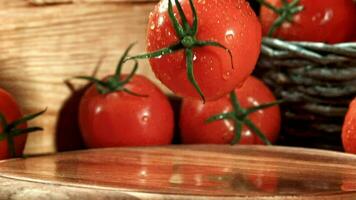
[76,44,147,97]
[0,109,45,158]
[168,0,185,38]
[257,0,304,36]
[231,120,243,145]
[115,43,136,77]
[244,119,272,145]
[207,91,284,145]
[256,0,280,13]
[186,48,205,102]
[206,112,234,123]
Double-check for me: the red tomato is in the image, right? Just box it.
[147,0,262,100]
[342,98,356,154]
[79,75,174,148]
[0,88,27,159]
[260,0,356,43]
[180,76,281,144]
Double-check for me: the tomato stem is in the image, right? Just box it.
[256,0,304,37]
[125,0,233,102]
[206,91,284,145]
[0,109,46,158]
[76,44,148,97]
[115,43,136,78]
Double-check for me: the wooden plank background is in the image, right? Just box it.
[0,0,165,155]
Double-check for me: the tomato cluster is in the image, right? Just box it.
[76,0,356,150]
[256,0,356,153]
[1,0,355,159]
[76,0,283,148]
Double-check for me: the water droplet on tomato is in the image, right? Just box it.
[225,29,235,42]
[141,115,149,123]
[198,0,206,4]
[320,9,334,25]
[150,23,155,30]
[157,15,165,27]
[193,54,197,61]
[222,71,231,80]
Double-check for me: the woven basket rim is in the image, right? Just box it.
[261,37,356,64]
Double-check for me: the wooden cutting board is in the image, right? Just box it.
[0,145,356,200]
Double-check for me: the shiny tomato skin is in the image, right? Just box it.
[342,98,356,154]
[147,0,262,100]
[0,88,27,159]
[79,75,174,148]
[180,76,281,145]
[260,0,356,43]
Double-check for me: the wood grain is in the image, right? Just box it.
[0,145,356,199]
[28,0,157,4]
[0,0,166,155]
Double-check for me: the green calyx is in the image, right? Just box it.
[257,0,304,36]
[76,44,147,97]
[126,0,233,102]
[0,109,46,158]
[206,91,284,145]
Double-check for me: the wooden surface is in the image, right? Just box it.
[28,0,157,4]
[0,0,162,155]
[0,145,356,199]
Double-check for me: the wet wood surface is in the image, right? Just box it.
[0,145,356,199]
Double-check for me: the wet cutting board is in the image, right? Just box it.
[0,145,356,200]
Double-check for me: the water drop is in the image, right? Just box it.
[141,115,149,123]
[158,16,165,27]
[150,23,155,30]
[222,71,231,80]
[320,9,333,25]
[225,29,235,42]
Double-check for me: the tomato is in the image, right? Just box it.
[143,0,261,101]
[342,98,356,154]
[180,76,281,144]
[0,88,26,159]
[259,0,356,43]
[0,89,44,159]
[79,74,174,148]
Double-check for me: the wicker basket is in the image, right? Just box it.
[255,37,356,149]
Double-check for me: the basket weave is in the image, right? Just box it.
[255,38,356,147]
